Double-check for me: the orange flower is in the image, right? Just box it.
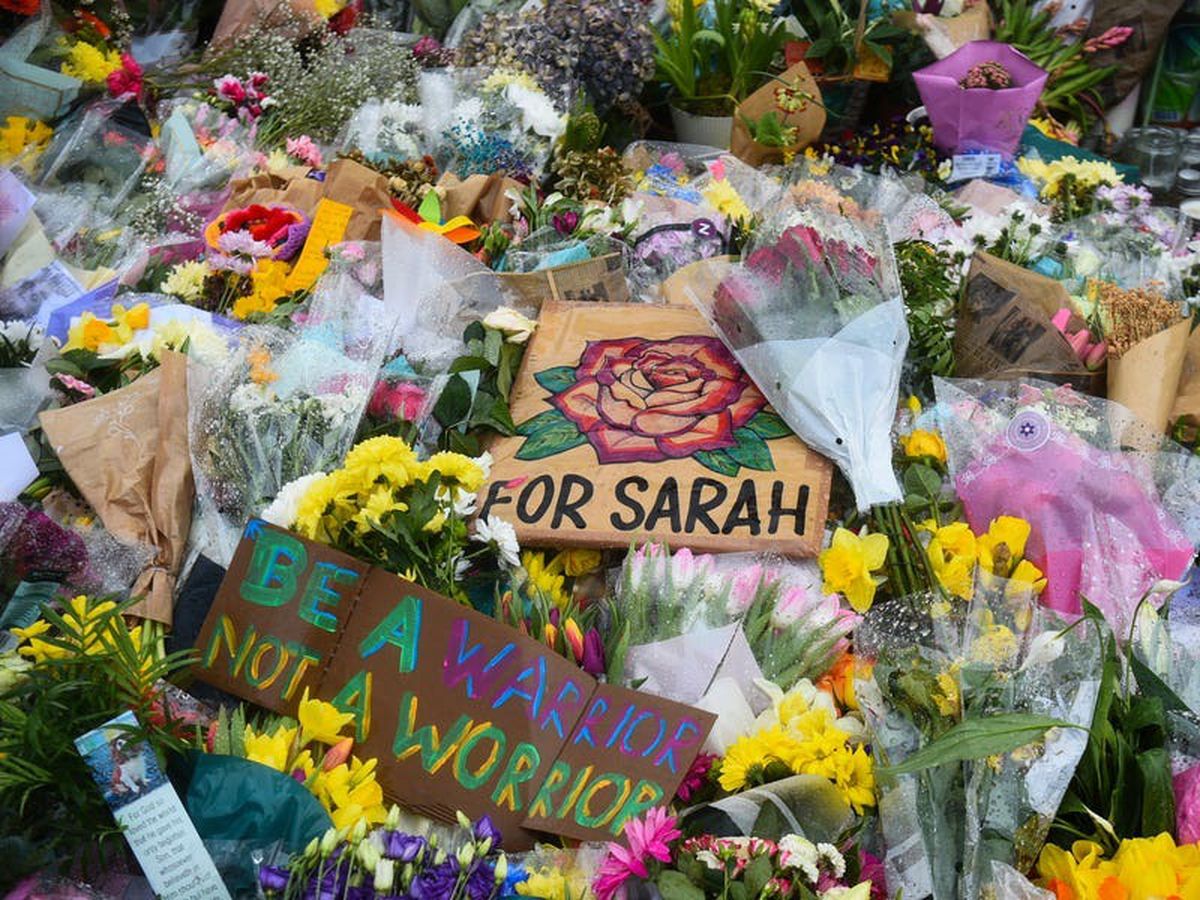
[247,346,278,386]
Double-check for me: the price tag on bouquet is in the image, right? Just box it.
[949,153,1003,182]
[75,711,230,900]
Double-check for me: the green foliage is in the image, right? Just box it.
[882,713,1074,776]
[432,321,525,456]
[0,598,196,884]
[1048,601,1179,853]
[791,0,905,76]
[896,239,960,397]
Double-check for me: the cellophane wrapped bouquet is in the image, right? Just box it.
[188,285,390,564]
[691,174,909,510]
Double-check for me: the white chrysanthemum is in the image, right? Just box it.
[817,843,846,879]
[262,472,328,528]
[504,83,566,140]
[778,834,820,884]
[161,261,210,304]
[473,514,521,568]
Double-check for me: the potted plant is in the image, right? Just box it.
[654,0,789,147]
[790,0,905,119]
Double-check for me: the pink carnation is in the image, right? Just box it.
[214,75,246,104]
[285,135,323,168]
[106,53,144,101]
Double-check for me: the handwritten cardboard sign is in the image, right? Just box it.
[479,301,832,556]
[194,522,714,846]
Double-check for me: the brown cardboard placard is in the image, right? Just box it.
[194,522,714,846]
[479,301,832,556]
[954,252,1103,393]
[1109,317,1191,433]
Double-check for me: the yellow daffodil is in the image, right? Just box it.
[244,726,297,772]
[1008,559,1048,596]
[926,522,978,600]
[819,527,888,613]
[65,312,116,352]
[900,429,947,463]
[969,611,1020,668]
[297,687,355,746]
[933,669,960,717]
[1037,833,1200,900]
[0,116,52,173]
[522,551,570,609]
[907,395,922,416]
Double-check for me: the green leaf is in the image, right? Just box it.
[745,410,791,439]
[744,854,773,897]
[515,410,587,461]
[694,448,741,477]
[433,375,473,429]
[726,427,775,472]
[657,870,705,900]
[534,365,578,395]
[448,356,489,374]
[483,328,503,367]
[1138,747,1175,836]
[883,714,1074,776]
[903,464,942,498]
[1131,654,1194,715]
[807,37,833,57]
[418,189,441,224]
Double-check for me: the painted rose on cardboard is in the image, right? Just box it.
[516,335,793,476]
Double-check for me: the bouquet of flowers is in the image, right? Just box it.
[259,809,512,900]
[188,322,377,565]
[855,571,1102,900]
[0,319,51,431]
[692,178,908,510]
[933,377,1200,634]
[592,808,876,900]
[266,435,512,602]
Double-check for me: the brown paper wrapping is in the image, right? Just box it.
[495,253,631,306]
[210,0,323,48]
[224,158,392,241]
[1108,318,1191,433]
[1170,323,1200,425]
[731,63,826,167]
[38,352,194,623]
[894,4,991,58]
[660,256,738,307]
[437,172,522,225]
[954,252,1103,393]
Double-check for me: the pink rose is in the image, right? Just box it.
[552,336,767,464]
[368,381,427,422]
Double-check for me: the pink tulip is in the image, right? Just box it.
[1051,308,1072,332]
[1085,341,1107,370]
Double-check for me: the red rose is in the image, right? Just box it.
[552,335,767,464]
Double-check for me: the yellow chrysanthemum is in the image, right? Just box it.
[819,527,888,613]
[701,179,752,227]
[343,436,421,488]
[718,725,801,792]
[60,41,123,83]
[422,451,484,492]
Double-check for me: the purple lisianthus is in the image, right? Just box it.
[409,859,459,899]
[465,860,496,900]
[382,831,427,863]
[259,865,289,893]
[552,211,579,236]
[472,815,502,849]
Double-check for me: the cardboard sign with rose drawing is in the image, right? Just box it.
[479,301,832,555]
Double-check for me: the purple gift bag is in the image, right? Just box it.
[913,41,1048,156]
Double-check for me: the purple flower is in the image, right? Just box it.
[552,211,579,236]
[410,859,459,899]
[382,831,427,862]
[473,815,502,849]
[465,861,496,900]
[582,628,606,676]
[259,866,289,893]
